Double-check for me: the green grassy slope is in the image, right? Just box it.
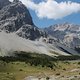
[0,51,80,80]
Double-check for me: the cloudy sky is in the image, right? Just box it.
[9,0,80,28]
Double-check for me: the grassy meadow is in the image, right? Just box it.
[0,51,80,80]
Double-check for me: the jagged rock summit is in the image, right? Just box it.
[0,0,46,40]
[0,0,33,32]
[44,23,80,49]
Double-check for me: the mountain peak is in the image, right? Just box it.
[0,0,47,40]
[45,23,80,49]
[0,1,34,32]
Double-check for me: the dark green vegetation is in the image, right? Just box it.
[0,51,56,69]
[56,55,80,60]
[0,51,80,68]
[0,51,80,62]
[0,51,80,80]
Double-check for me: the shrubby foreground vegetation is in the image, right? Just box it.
[0,51,56,69]
[0,51,80,80]
[0,51,80,68]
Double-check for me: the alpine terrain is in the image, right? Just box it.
[45,23,80,53]
[0,0,79,56]
[0,0,80,80]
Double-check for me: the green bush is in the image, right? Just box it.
[0,51,55,69]
[78,62,80,65]
[0,51,80,69]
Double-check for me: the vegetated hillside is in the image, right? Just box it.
[0,51,80,80]
[44,23,80,52]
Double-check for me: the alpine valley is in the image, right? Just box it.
[0,0,80,80]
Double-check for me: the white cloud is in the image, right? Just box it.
[9,0,80,19]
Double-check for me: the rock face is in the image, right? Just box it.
[0,0,33,32]
[16,24,46,40]
[45,23,80,49]
[0,0,10,9]
[0,0,46,40]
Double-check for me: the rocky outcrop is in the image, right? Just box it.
[0,0,47,40]
[0,1,33,32]
[45,23,80,49]
[0,0,10,9]
[16,24,47,40]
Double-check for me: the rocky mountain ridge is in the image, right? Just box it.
[44,23,80,49]
[0,0,46,40]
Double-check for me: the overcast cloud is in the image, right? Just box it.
[9,0,80,19]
